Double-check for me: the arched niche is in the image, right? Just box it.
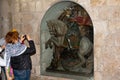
[40,1,94,79]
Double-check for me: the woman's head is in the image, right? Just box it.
[11,29,19,38]
[5,30,19,44]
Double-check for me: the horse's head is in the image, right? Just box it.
[46,19,68,37]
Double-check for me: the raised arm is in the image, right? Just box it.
[21,35,36,55]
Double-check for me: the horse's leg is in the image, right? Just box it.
[78,52,86,66]
[45,39,52,49]
[52,46,64,68]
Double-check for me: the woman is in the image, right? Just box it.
[0,34,14,80]
[5,30,36,80]
[0,45,5,62]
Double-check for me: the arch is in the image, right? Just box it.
[40,1,94,79]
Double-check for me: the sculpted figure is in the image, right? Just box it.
[45,4,93,75]
[45,19,68,69]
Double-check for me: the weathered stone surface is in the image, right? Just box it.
[36,1,42,12]
[21,2,30,12]
[94,71,103,80]
[90,0,107,6]
[40,76,74,80]
[21,24,33,34]
[103,70,120,80]
[108,20,120,33]
[98,6,120,20]
[31,54,40,66]
[21,13,33,23]
[14,3,20,12]
[33,32,40,45]
[94,46,104,72]
[13,13,22,23]
[36,0,50,12]
[29,2,36,12]
[88,7,100,20]
[93,20,108,48]
[107,0,120,6]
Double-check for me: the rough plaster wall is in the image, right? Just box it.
[0,0,120,80]
[0,0,2,38]
[0,0,12,37]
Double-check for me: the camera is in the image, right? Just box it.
[23,35,27,40]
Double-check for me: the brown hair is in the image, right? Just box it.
[5,31,19,44]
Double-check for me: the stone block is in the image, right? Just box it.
[36,0,51,12]
[107,0,120,6]
[94,71,103,80]
[102,70,120,80]
[102,46,120,73]
[21,13,33,23]
[105,32,120,47]
[40,76,73,80]
[94,56,98,71]
[108,20,120,33]
[99,6,120,20]
[21,2,29,12]
[14,3,20,12]
[90,0,107,6]
[93,20,108,35]
[31,54,40,66]
[98,7,110,20]
[88,7,100,21]
[13,13,22,24]
[33,32,40,45]
[109,7,120,20]
[94,46,104,72]
[21,24,33,34]
[36,1,44,12]
[104,34,115,47]
[35,66,40,76]
[29,2,36,12]
[36,45,40,55]
[15,0,19,3]
[31,66,36,74]
[93,20,108,47]
[96,56,104,72]
[20,0,37,3]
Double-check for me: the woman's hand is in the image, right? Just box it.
[26,35,32,41]
[1,45,5,49]
[19,35,26,43]
[19,34,32,43]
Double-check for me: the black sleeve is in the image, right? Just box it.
[24,40,36,55]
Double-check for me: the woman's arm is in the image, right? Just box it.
[0,57,6,66]
[0,45,5,52]
[0,45,6,66]
[0,38,5,46]
[0,52,6,66]
[0,47,2,52]
[22,35,36,55]
[25,40,36,55]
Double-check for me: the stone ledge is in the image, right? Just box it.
[31,76,41,80]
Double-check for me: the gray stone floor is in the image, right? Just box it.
[31,76,40,80]
[30,76,94,80]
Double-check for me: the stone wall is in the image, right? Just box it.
[0,0,120,80]
[0,0,11,38]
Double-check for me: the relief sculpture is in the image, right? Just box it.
[45,3,94,76]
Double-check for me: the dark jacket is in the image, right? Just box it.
[10,40,36,70]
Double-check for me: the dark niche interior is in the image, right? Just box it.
[41,1,94,79]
